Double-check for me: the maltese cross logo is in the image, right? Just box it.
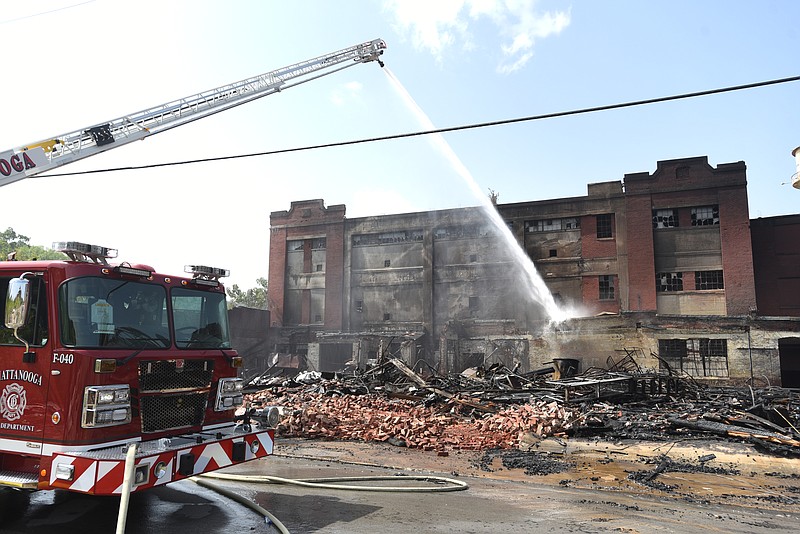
[0,383,27,422]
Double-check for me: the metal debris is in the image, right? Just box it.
[243,357,800,456]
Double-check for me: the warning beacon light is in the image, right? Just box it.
[185,265,230,287]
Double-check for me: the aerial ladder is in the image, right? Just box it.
[0,38,386,188]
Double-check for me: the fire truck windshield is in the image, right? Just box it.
[58,277,232,350]
[59,277,169,348]
[172,287,231,350]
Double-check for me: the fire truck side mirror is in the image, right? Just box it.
[5,276,31,330]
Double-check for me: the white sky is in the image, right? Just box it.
[1,0,798,289]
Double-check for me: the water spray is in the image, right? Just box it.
[382,67,571,324]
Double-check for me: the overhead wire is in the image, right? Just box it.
[35,74,800,179]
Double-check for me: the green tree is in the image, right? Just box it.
[226,277,269,310]
[0,227,66,261]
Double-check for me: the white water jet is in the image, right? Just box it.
[383,67,571,324]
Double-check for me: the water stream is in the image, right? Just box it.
[383,67,570,324]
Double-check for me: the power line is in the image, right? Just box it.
[40,74,800,178]
[0,0,95,25]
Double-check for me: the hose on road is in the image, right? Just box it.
[193,470,468,533]
[199,471,469,492]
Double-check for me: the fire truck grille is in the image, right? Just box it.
[138,360,214,392]
[140,393,208,433]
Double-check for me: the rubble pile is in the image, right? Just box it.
[246,391,577,451]
[243,358,800,457]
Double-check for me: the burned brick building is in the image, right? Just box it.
[266,156,800,386]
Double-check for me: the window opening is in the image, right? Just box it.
[525,218,580,233]
[653,209,678,229]
[695,270,724,290]
[659,338,728,377]
[596,214,613,238]
[691,205,719,226]
[599,275,615,300]
[656,272,683,292]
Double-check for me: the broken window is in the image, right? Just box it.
[691,205,719,226]
[525,217,580,232]
[355,300,363,313]
[599,275,615,300]
[311,238,326,250]
[656,272,683,292]
[658,338,729,377]
[353,230,423,246]
[596,213,613,239]
[316,264,323,272]
[652,209,678,229]
[383,313,391,321]
[433,224,497,240]
[695,270,724,290]
[287,240,304,251]
[384,259,391,268]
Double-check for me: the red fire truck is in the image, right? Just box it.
[1,243,276,494]
[0,39,386,495]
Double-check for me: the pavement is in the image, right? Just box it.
[248,435,800,511]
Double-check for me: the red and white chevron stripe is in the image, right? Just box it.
[46,429,274,495]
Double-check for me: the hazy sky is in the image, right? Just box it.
[1,1,798,288]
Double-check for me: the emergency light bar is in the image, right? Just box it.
[54,241,118,264]
[112,263,152,278]
[185,265,230,279]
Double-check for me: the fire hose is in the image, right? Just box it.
[192,471,469,533]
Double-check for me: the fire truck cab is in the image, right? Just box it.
[0,242,275,495]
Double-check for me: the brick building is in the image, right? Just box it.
[267,156,800,386]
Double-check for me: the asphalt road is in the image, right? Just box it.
[2,438,798,533]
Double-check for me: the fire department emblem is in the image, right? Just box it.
[0,383,27,422]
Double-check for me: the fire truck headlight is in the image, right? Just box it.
[82,385,132,428]
[55,463,75,481]
[154,461,168,480]
[215,378,244,411]
[220,378,243,393]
